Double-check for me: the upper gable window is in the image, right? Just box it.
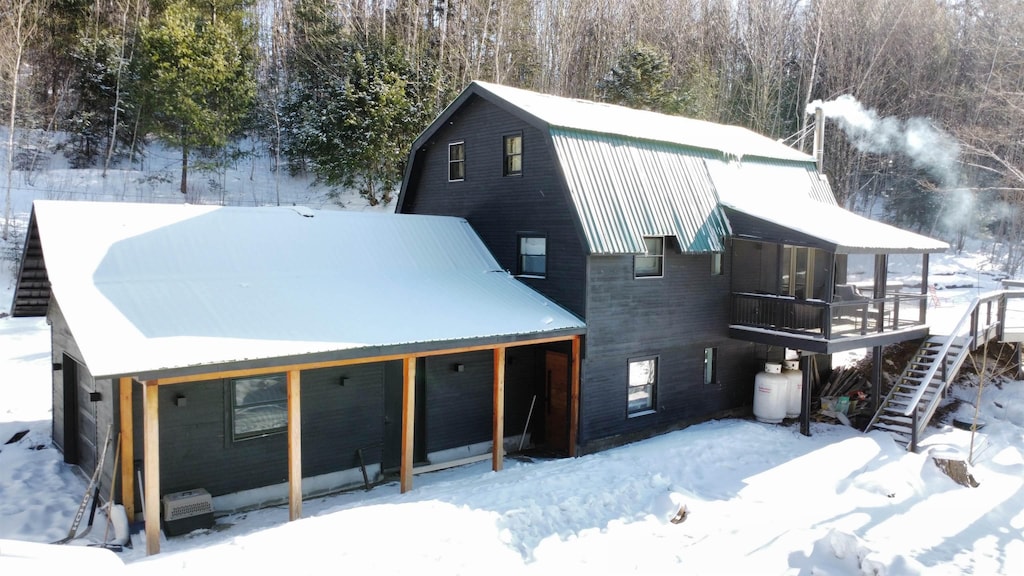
[448,142,465,181]
[503,134,522,176]
[517,234,546,278]
[634,237,664,278]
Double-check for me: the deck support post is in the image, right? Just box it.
[872,345,883,417]
[142,380,160,556]
[800,354,812,436]
[287,369,302,521]
[119,377,134,523]
[492,347,506,472]
[400,356,416,493]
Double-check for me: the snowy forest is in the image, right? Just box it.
[1,0,1023,271]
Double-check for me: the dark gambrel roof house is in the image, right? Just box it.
[398,80,948,454]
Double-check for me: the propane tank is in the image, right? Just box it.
[753,362,788,423]
[783,360,803,418]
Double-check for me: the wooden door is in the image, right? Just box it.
[545,351,569,454]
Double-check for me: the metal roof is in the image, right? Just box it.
[551,129,729,254]
[474,81,815,164]
[19,201,584,379]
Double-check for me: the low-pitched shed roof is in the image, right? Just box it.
[17,201,584,379]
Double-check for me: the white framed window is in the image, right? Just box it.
[635,236,664,278]
[628,356,657,415]
[232,374,288,440]
[704,347,718,385]
[448,142,465,181]
[711,252,723,276]
[518,234,546,277]
[503,134,522,176]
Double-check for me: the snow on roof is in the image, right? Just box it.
[710,161,949,254]
[471,81,814,163]
[31,201,584,378]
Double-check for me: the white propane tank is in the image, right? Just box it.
[783,360,803,418]
[753,362,788,423]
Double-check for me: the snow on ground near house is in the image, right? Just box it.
[1,139,1023,574]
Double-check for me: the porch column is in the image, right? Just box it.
[872,345,883,416]
[799,355,812,436]
[142,380,161,556]
[492,347,506,472]
[287,369,302,521]
[119,377,134,522]
[400,356,416,493]
[569,335,581,456]
[920,253,930,323]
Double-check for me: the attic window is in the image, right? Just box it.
[231,374,288,440]
[448,142,465,181]
[503,133,522,176]
[635,237,664,278]
[517,234,546,278]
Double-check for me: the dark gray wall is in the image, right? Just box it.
[400,95,588,317]
[579,251,763,450]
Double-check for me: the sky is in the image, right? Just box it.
[1,138,1023,575]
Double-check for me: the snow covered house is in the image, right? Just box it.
[10,201,585,554]
[397,81,949,453]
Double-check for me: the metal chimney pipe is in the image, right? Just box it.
[813,107,824,173]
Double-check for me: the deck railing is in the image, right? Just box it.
[730,291,929,341]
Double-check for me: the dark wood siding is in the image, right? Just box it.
[579,251,763,450]
[400,95,588,317]
[156,364,385,497]
[423,352,493,453]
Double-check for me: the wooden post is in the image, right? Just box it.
[400,357,416,493]
[492,347,506,472]
[143,380,160,556]
[800,355,812,436]
[119,377,134,522]
[569,335,581,457]
[287,369,302,521]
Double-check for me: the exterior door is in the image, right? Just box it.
[545,351,569,454]
[63,354,97,474]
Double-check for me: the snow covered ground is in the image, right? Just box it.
[1,140,1023,574]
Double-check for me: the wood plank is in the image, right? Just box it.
[149,334,581,385]
[119,377,134,523]
[492,347,506,472]
[287,369,302,521]
[569,335,581,457]
[400,357,416,493]
[414,452,496,474]
[143,380,160,556]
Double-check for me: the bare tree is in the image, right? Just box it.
[1,0,43,241]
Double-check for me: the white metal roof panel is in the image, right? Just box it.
[31,201,584,378]
[474,81,815,163]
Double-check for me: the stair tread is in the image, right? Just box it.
[872,422,913,434]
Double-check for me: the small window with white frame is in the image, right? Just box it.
[635,236,664,278]
[627,356,657,415]
[711,252,723,276]
[517,234,546,278]
[704,347,718,385]
[503,133,522,176]
[232,374,288,440]
[448,142,465,181]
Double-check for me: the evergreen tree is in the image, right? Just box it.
[138,0,255,194]
[596,43,681,114]
[283,2,436,206]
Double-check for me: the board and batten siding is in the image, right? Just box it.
[579,250,763,451]
[400,95,588,317]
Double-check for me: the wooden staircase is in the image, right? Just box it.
[866,291,1007,451]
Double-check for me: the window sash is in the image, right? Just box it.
[635,237,664,277]
[704,347,717,385]
[519,236,546,276]
[504,135,522,175]
[232,374,288,439]
[448,142,465,181]
[628,357,657,413]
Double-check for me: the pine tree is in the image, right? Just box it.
[138,0,255,195]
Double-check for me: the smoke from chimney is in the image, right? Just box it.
[807,95,961,188]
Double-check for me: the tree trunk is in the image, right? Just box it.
[180,142,189,195]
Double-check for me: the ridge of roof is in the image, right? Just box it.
[470,81,815,163]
